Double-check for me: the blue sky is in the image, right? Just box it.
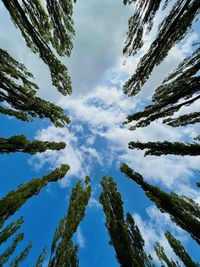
[0,0,200,266]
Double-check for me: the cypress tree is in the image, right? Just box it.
[123,0,170,57]
[0,217,24,245]
[128,140,200,156]
[165,231,199,267]
[1,0,74,95]
[0,135,66,154]
[154,242,180,267]
[123,0,200,96]
[0,164,70,225]
[99,176,154,267]
[0,233,24,266]
[120,163,200,245]
[10,242,32,267]
[124,47,200,128]
[35,246,48,267]
[0,49,70,126]
[48,176,91,267]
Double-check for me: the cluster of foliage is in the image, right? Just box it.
[0,135,66,154]
[0,49,70,126]
[117,0,200,265]
[0,0,76,264]
[2,0,76,95]
[100,176,153,267]
[100,176,199,267]
[49,177,91,266]
[123,0,200,96]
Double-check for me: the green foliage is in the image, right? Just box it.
[154,242,180,267]
[120,163,200,245]
[1,0,74,95]
[0,164,70,225]
[47,0,75,56]
[128,141,200,156]
[123,0,200,96]
[35,246,48,267]
[124,47,200,128]
[0,135,66,154]
[123,0,170,56]
[165,231,199,267]
[164,112,200,128]
[22,0,52,43]
[0,233,24,266]
[100,176,154,267]
[0,49,70,126]
[0,217,24,245]
[49,177,91,267]
[10,242,32,267]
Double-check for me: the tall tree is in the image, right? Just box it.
[10,242,32,267]
[48,176,91,267]
[120,163,200,245]
[0,135,65,154]
[165,231,199,267]
[124,47,200,129]
[0,49,70,126]
[0,164,70,225]
[123,0,170,56]
[0,233,24,266]
[0,217,24,245]
[128,140,200,156]
[123,0,200,96]
[154,242,180,267]
[100,176,154,267]
[35,246,48,267]
[1,0,75,95]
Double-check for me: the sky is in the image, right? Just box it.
[0,0,200,266]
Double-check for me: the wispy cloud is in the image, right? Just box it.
[76,227,85,249]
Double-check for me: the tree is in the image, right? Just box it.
[99,176,154,267]
[0,233,24,266]
[120,163,200,245]
[128,140,200,156]
[165,231,199,267]
[0,164,70,225]
[0,135,66,154]
[123,0,170,56]
[1,0,75,95]
[0,49,70,126]
[0,217,24,245]
[35,246,48,267]
[123,0,200,96]
[124,47,200,129]
[48,176,91,267]
[10,242,32,267]
[154,242,180,267]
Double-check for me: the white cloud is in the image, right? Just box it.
[88,196,101,209]
[76,227,85,249]
[29,126,101,187]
